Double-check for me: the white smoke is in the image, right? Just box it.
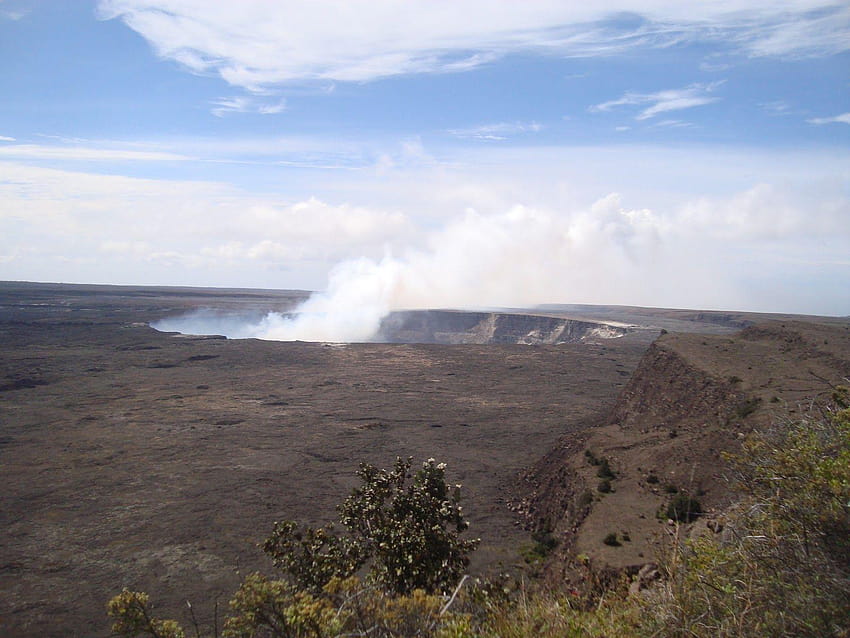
[155,194,739,342]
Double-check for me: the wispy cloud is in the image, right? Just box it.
[211,96,287,117]
[0,135,15,142]
[1,7,29,21]
[447,121,543,141]
[0,144,193,161]
[650,119,695,129]
[760,100,792,116]
[807,112,850,125]
[97,1,850,91]
[590,82,722,120]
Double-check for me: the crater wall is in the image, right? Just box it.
[376,310,634,344]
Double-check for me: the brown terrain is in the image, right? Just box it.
[1,281,848,636]
[526,318,850,586]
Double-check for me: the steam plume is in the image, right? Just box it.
[154,195,730,342]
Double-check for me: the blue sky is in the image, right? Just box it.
[1,0,849,318]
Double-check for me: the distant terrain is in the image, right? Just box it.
[1,281,847,637]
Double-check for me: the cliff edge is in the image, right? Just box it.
[523,319,850,579]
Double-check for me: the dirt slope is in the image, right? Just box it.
[524,319,850,579]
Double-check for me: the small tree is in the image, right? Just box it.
[109,458,478,638]
[261,521,365,595]
[265,457,479,596]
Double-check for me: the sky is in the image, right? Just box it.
[1,0,849,324]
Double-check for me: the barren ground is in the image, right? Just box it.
[4,282,845,637]
[0,282,654,637]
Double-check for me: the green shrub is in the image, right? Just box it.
[655,402,850,636]
[335,457,479,595]
[596,458,615,479]
[666,493,701,522]
[521,529,559,566]
[108,458,479,638]
[584,449,600,465]
[602,533,620,547]
[262,458,480,596]
[577,489,594,509]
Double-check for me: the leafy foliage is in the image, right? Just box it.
[223,573,339,637]
[337,457,479,595]
[107,590,185,638]
[262,521,364,595]
[665,492,701,523]
[651,393,850,636]
[263,457,479,597]
[108,457,480,638]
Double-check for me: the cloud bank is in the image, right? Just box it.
[98,1,850,91]
[153,186,850,342]
[3,141,848,328]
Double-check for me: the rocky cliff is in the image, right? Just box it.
[522,319,850,579]
[376,310,635,345]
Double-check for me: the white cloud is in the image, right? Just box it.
[2,141,848,317]
[211,96,287,117]
[650,119,694,129]
[590,82,722,120]
[0,144,193,161]
[680,182,850,241]
[808,112,850,125]
[1,8,28,21]
[0,161,413,288]
[447,121,543,141]
[0,135,15,142]
[97,1,850,90]
[760,100,792,115]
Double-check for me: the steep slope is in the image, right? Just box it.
[523,320,850,579]
[376,310,637,344]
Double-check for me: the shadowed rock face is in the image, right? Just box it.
[376,310,632,344]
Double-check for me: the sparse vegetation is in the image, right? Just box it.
[735,396,762,419]
[653,394,850,636]
[596,458,615,479]
[521,528,559,566]
[665,492,701,522]
[597,478,612,493]
[108,394,850,638]
[602,532,621,547]
[577,488,594,509]
[109,458,480,637]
